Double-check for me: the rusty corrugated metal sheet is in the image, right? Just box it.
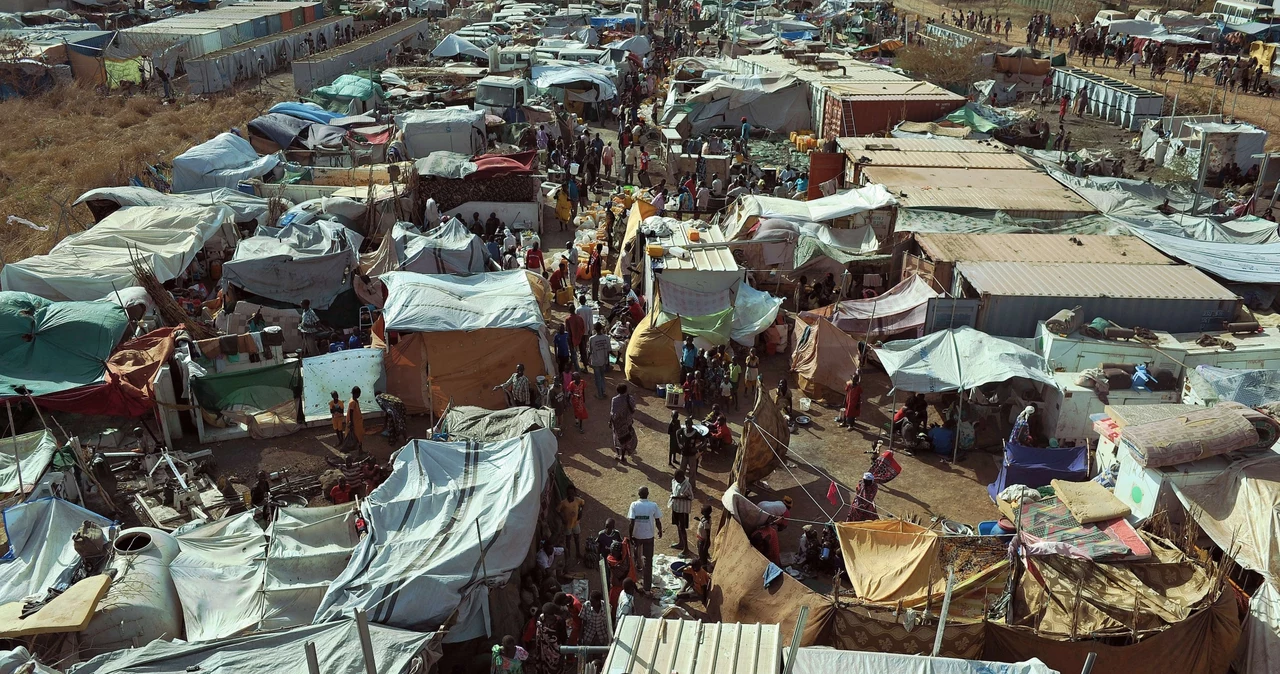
[956,261,1239,300]
[838,137,1010,154]
[861,166,1096,215]
[849,150,1028,170]
[916,234,1174,265]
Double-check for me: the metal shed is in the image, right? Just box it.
[912,233,1172,290]
[1051,67,1164,131]
[956,260,1241,337]
[604,617,782,674]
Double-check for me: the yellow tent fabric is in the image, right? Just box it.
[524,270,553,321]
[105,58,141,89]
[624,312,682,388]
[1250,41,1277,68]
[734,384,789,487]
[614,200,658,277]
[837,520,943,604]
[791,313,860,400]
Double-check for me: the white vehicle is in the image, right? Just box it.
[474,75,537,116]
[1093,9,1130,26]
[488,45,538,73]
[1213,0,1272,24]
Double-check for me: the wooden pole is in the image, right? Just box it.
[6,402,23,497]
[355,609,378,674]
[305,641,321,674]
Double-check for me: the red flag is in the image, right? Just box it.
[826,481,840,505]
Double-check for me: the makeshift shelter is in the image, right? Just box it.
[432,33,487,60]
[73,186,271,230]
[802,275,941,339]
[71,616,442,674]
[682,74,810,136]
[735,384,790,486]
[790,312,860,400]
[721,187,897,241]
[221,221,363,310]
[27,327,177,418]
[606,616,782,674]
[316,430,557,640]
[0,292,127,398]
[310,74,383,115]
[732,218,880,279]
[380,270,553,409]
[792,649,1057,674]
[359,220,489,277]
[531,64,618,102]
[1174,454,1280,581]
[624,312,682,388]
[988,442,1088,499]
[0,498,113,606]
[0,430,56,497]
[246,113,347,156]
[1133,229,1280,284]
[395,107,486,158]
[171,132,281,193]
[439,405,556,441]
[0,205,231,302]
[189,359,302,438]
[876,326,1057,393]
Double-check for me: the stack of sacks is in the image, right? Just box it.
[1121,402,1279,468]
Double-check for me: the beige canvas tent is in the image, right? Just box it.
[791,313,861,401]
[624,313,682,388]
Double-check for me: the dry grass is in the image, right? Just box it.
[0,83,273,263]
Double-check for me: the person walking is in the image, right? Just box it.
[588,323,611,399]
[567,372,588,432]
[669,469,693,554]
[627,487,663,592]
[609,384,638,462]
[345,386,364,452]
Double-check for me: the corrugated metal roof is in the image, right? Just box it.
[823,80,963,99]
[838,137,1010,154]
[862,166,1096,214]
[956,261,1239,300]
[917,234,1173,264]
[848,150,1028,169]
[654,221,740,272]
[604,617,782,674]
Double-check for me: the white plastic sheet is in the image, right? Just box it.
[261,504,360,631]
[432,33,487,59]
[792,648,1058,674]
[0,430,56,494]
[1132,229,1280,283]
[532,64,618,100]
[0,498,112,605]
[315,430,558,639]
[171,132,281,193]
[300,349,386,422]
[731,283,783,346]
[1236,580,1280,674]
[876,326,1058,393]
[806,275,940,337]
[381,270,545,333]
[169,512,269,642]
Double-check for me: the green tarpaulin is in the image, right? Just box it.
[0,292,128,398]
[312,74,383,110]
[944,106,1001,133]
[658,306,733,346]
[1050,53,1067,67]
[191,360,301,414]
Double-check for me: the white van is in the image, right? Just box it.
[1093,10,1130,26]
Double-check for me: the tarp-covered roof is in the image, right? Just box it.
[0,291,127,398]
[792,649,1057,674]
[315,430,557,640]
[0,498,112,606]
[803,275,940,337]
[360,220,489,277]
[684,73,810,136]
[1131,229,1280,283]
[432,33,487,59]
[532,64,618,100]
[725,187,896,237]
[171,132,280,193]
[0,205,230,302]
[381,270,545,333]
[73,186,273,227]
[72,617,441,674]
[221,221,363,310]
[876,326,1057,392]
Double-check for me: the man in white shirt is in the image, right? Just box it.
[710,173,723,197]
[624,144,640,184]
[503,229,517,251]
[628,487,663,591]
[695,183,711,211]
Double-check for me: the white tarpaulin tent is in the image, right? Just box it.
[0,498,112,605]
[876,326,1058,393]
[171,132,281,193]
[221,221,363,310]
[0,430,56,495]
[74,186,274,230]
[684,73,810,136]
[360,220,490,277]
[71,616,440,674]
[731,283,784,346]
[382,270,544,333]
[532,64,618,101]
[724,187,896,238]
[395,107,486,158]
[315,430,558,640]
[168,504,360,641]
[804,275,941,338]
[792,648,1058,674]
[608,34,651,55]
[301,349,385,422]
[0,205,231,302]
[432,33,487,59]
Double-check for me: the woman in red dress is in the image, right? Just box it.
[567,372,588,433]
[840,376,863,429]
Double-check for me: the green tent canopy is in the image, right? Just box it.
[0,292,128,398]
[191,360,301,414]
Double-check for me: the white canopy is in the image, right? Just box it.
[875,326,1057,393]
[0,498,112,606]
[433,33,487,59]
[532,64,618,101]
[793,648,1058,674]
[608,34,651,55]
[171,132,280,193]
[381,269,544,333]
[0,205,231,301]
[315,430,558,641]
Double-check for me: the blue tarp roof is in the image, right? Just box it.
[268,101,343,125]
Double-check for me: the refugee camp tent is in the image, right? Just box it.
[532,64,618,101]
[396,107,486,158]
[0,205,231,302]
[18,327,176,418]
[74,185,272,230]
[0,292,127,398]
[72,616,442,674]
[987,441,1089,499]
[607,34,651,55]
[733,217,879,278]
[379,270,553,409]
[722,187,897,239]
[221,221,363,310]
[876,326,1057,393]
[315,430,558,641]
[624,313,682,388]
[0,430,57,497]
[791,312,860,399]
[683,74,811,136]
[0,498,112,606]
[802,275,941,339]
[792,649,1058,674]
[359,220,489,277]
[310,74,383,115]
[432,33,487,59]
[171,132,281,193]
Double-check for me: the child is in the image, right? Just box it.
[695,504,713,564]
[329,391,345,444]
[720,377,732,408]
[677,559,711,602]
[667,410,681,466]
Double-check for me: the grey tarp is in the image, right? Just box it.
[395,107,485,158]
[1131,229,1280,283]
[440,405,557,441]
[69,618,441,674]
[361,221,488,277]
[0,498,113,605]
[315,430,558,641]
[221,221,362,309]
[171,132,281,194]
[876,326,1058,393]
[247,113,313,151]
[74,186,276,228]
[684,73,811,136]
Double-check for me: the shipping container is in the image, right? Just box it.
[281,10,295,29]
[303,5,316,23]
[268,14,283,33]
[293,8,305,27]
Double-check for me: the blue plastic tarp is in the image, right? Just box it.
[987,441,1088,500]
[268,101,343,125]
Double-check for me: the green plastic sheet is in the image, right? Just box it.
[192,360,301,414]
[658,306,733,346]
[0,291,128,397]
